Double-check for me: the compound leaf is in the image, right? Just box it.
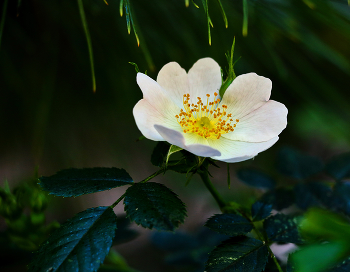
[28,206,117,272]
[205,214,253,236]
[277,147,323,179]
[206,236,269,272]
[251,201,272,221]
[260,187,295,211]
[39,168,133,197]
[237,168,276,189]
[263,214,303,244]
[124,182,186,231]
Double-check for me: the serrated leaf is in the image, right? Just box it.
[277,147,323,179]
[124,182,186,231]
[264,214,303,244]
[251,201,272,221]
[260,187,295,210]
[294,182,333,210]
[326,152,350,180]
[206,236,269,272]
[205,214,253,236]
[39,168,133,197]
[28,207,117,272]
[237,168,276,189]
[151,142,170,167]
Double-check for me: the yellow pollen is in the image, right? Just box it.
[175,93,239,140]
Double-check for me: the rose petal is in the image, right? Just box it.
[154,124,221,157]
[136,73,179,119]
[208,137,279,163]
[156,62,190,108]
[222,73,272,119]
[188,58,222,99]
[223,100,288,142]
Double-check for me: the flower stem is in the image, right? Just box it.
[198,169,226,211]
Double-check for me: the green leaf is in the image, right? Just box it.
[28,206,117,272]
[237,168,276,189]
[124,182,187,231]
[166,145,183,166]
[251,201,272,221]
[151,142,170,167]
[205,214,253,236]
[291,242,348,272]
[264,214,303,244]
[328,257,350,272]
[260,187,295,210]
[206,236,269,272]
[277,147,323,179]
[294,182,333,211]
[326,152,350,180]
[39,168,133,197]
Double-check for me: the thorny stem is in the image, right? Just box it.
[110,168,166,209]
[198,169,226,211]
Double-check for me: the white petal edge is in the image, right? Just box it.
[222,73,272,120]
[154,124,221,157]
[136,73,180,120]
[209,137,279,163]
[156,62,190,108]
[223,100,288,142]
[188,58,222,99]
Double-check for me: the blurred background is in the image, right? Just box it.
[1,0,350,271]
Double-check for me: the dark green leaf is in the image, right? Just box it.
[166,145,183,165]
[39,168,133,197]
[237,168,276,189]
[264,214,303,244]
[205,214,253,236]
[287,255,296,272]
[277,147,323,179]
[28,206,117,272]
[206,236,269,272]
[326,152,350,180]
[251,201,272,221]
[124,182,187,231]
[260,187,295,211]
[151,142,170,167]
[294,182,333,210]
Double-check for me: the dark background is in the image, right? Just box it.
[1,0,350,271]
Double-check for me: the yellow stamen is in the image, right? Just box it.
[175,93,239,140]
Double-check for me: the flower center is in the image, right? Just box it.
[175,92,239,140]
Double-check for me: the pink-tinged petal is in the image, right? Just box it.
[222,73,272,119]
[208,137,279,163]
[154,125,221,157]
[136,73,180,120]
[188,58,222,99]
[156,62,190,108]
[223,100,288,142]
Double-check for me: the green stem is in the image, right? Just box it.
[251,224,284,272]
[198,170,226,211]
[77,0,96,92]
[110,168,165,208]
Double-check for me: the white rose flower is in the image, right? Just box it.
[133,58,288,163]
